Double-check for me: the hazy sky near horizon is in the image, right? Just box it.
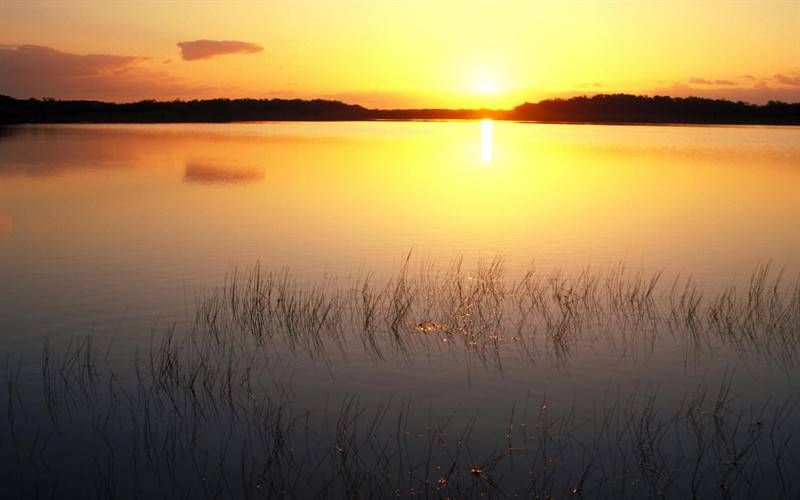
[1,0,798,107]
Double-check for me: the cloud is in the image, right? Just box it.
[177,40,263,61]
[689,77,736,86]
[647,72,800,103]
[0,44,143,78]
[650,80,800,104]
[774,73,800,87]
[0,44,217,101]
[575,82,604,89]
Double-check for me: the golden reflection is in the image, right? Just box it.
[480,119,493,163]
[184,161,264,184]
[1,123,799,281]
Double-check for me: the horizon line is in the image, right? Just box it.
[3,92,800,109]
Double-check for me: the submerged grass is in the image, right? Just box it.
[207,258,800,368]
[2,258,800,498]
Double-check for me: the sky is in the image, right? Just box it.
[0,0,798,107]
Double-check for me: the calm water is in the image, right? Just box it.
[2,122,799,330]
[1,122,800,497]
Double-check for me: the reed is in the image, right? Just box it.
[1,258,799,498]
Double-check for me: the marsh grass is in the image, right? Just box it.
[205,258,800,369]
[2,258,800,498]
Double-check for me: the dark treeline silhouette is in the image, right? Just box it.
[0,95,374,123]
[511,94,800,124]
[1,93,798,125]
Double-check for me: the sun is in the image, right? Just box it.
[462,63,507,99]
[478,79,498,94]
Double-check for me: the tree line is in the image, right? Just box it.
[2,93,798,124]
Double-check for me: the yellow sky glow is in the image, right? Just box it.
[1,0,798,106]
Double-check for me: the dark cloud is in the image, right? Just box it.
[774,73,800,87]
[177,40,263,61]
[0,44,215,101]
[0,44,143,78]
[689,77,736,86]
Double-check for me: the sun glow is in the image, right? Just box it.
[478,79,498,94]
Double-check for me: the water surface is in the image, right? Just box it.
[1,122,799,497]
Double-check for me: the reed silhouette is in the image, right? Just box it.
[2,259,800,498]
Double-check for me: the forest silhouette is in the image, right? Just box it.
[1,93,798,125]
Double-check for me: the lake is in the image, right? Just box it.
[1,121,799,498]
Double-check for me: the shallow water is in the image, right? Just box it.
[1,122,799,497]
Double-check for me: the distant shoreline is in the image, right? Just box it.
[6,120,799,129]
[2,93,799,125]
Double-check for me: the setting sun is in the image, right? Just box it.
[478,79,498,95]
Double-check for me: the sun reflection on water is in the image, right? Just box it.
[481,119,493,163]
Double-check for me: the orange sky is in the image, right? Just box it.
[1,0,798,107]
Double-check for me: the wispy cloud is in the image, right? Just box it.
[644,72,800,103]
[575,82,604,89]
[0,44,216,101]
[651,79,800,104]
[177,40,263,61]
[0,44,143,78]
[689,77,736,86]
[774,73,800,87]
